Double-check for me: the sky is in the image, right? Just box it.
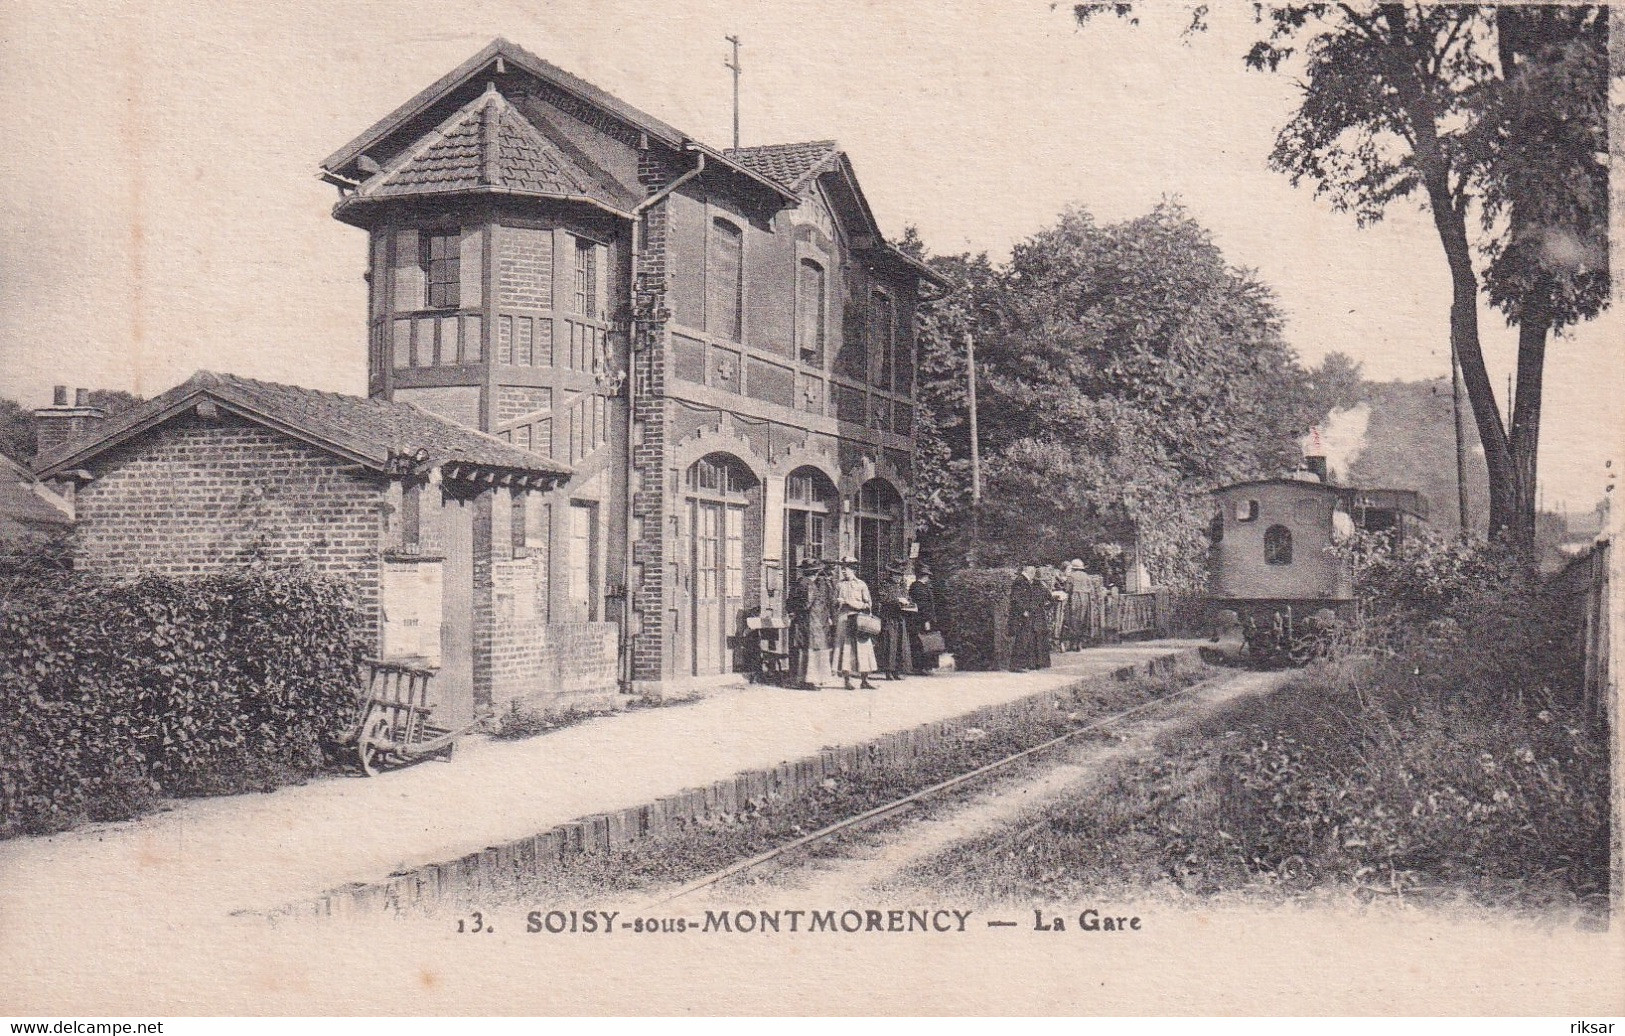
[0,0,1618,512]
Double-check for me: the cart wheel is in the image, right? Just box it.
[356,706,392,777]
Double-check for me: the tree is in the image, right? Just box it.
[912,202,1327,587]
[1076,3,1610,553]
[1472,6,1609,551]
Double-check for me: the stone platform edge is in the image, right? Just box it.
[274,648,1203,920]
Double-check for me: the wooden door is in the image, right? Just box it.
[438,490,475,726]
[692,499,724,675]
[691,498,746,675]
[858,516,891,592]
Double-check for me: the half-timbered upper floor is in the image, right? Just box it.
[318,38,946,449]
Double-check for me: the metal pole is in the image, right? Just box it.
[1451,338,1470,539]
[965,332,981,565]
[724,36,741,151]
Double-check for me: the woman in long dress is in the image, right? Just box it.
[790,559,836,688]
[832,557,877,690]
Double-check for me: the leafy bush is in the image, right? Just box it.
[0,571,365,837]
[1345,530,1581,707]
[940,567,1015,670]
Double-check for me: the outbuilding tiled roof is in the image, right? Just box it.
[34,371,573,482]
[0,452,73,532]
[347,85,619,211]
[723,140,839,192]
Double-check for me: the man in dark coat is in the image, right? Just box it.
[1008,566,1038,672]
[908,563,940,674]
[876,561,915,680]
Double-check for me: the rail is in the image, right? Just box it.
[644,667,1236,907]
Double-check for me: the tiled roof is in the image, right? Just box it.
[34,371,573,480]
[0,459,73,530]
[351,86,617,210]
[723,140,839,191]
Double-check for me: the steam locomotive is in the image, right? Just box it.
[1207,457,1426,664]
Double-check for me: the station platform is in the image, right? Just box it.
[0,641,1201,956]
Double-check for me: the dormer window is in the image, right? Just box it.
[422,230,460,310]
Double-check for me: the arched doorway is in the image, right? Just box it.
[784,466,838,569]
[685,453,760,676]
[855,478,903,590]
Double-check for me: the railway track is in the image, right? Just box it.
[644,667,1243,908]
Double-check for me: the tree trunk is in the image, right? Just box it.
[1509,285,1552,557]
[1382,6,1517,540]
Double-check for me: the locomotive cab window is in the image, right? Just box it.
[1263,524,1293,566]
[1235,499,1259,522]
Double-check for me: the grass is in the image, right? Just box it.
[903,649,1610,917]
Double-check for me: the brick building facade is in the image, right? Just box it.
[319,39,947,695]
[31,371,613,723]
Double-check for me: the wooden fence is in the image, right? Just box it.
[1549,539,1612,721]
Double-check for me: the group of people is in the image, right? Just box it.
[784,557,940,691]
[1008,560,1111,671]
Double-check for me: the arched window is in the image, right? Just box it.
[855,478,903,588]
[686,453,755,497]
[708,218,743,341]
[785,466,837,566]
[1264,524,1293,566]
[1208,511,1224,545]
[797,259,826,366]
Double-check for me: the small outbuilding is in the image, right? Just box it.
[31,370,618,723]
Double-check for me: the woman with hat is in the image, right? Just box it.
[787,557,836,689]
[876,560,915,681]
[831,556,877,690]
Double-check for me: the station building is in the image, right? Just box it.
[316,39,947,696]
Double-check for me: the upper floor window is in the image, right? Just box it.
[422,230,460,309]
[708,218,743,341]
[797,259,826,366]
[573,235,601,319]
[1264,524,1293,566]
[871,290,896,391]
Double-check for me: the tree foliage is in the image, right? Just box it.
[912,203,1350,588]
[1075,3,1610,552]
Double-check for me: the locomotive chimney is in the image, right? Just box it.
[1303,455,1329,483]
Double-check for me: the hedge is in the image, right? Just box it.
[1,572,365,838]
[941,567,1016,671]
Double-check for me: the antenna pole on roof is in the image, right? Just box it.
[724,35,742,150]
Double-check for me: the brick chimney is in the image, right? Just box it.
[33,386,107,459]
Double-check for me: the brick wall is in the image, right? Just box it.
[73,417,386,646]
[495,225,553,310]
[491,555,619,710]
[628,182,675,690]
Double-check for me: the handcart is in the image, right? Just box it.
[340,659,489,776]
